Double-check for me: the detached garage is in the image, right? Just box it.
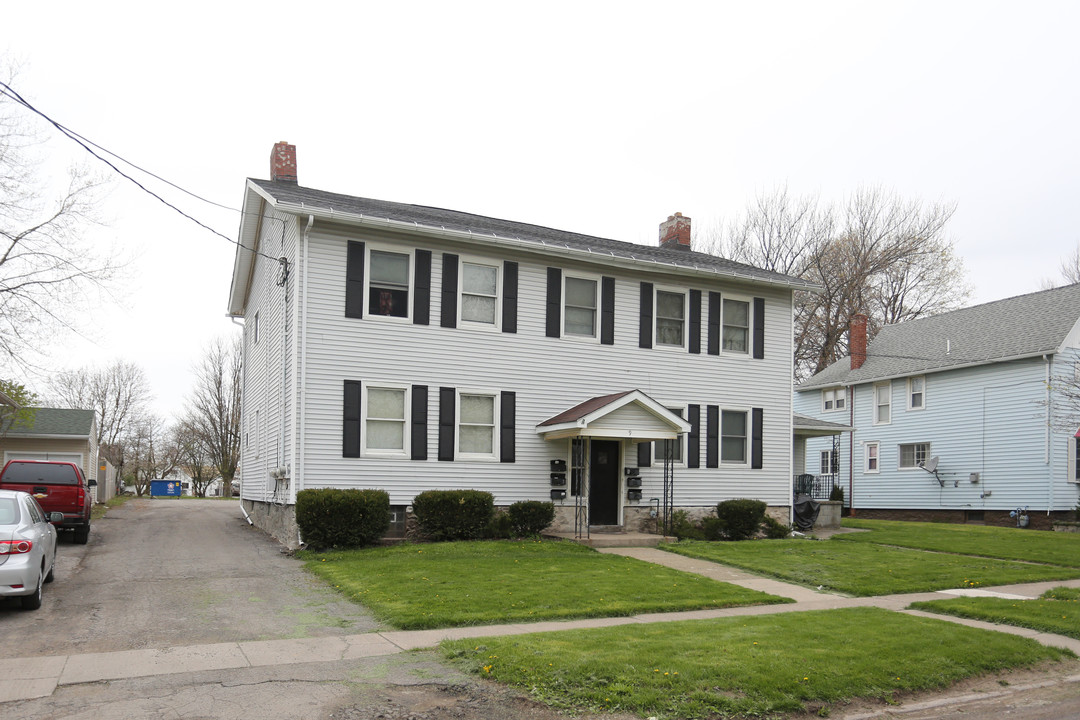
[0,408,105,500]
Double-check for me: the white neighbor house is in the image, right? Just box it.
[227,142,816,548]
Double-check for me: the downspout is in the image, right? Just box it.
[296,214,314,506]
[1046,354,1053,515]
[848,384,855,517]
[231,315,246,508]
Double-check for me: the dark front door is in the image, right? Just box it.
[589,440,620,526]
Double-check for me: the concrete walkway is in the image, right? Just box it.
[7,545,1080,704]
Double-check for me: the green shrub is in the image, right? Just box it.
[507,500,555,537]
[762,514,790,539]
[830,484,845,503]
[486,511,514,539]
[412,489,495,541]
[295,488,390,550]
[715,498,767,541]
[700,516,727,541]
[670,510,705,540]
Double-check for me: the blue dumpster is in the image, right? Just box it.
[150,480,182,497]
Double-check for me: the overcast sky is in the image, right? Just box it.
[4,1,1078,418]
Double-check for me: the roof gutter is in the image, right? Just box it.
[263,200,821,294]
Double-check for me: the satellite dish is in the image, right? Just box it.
[919,456,943,486]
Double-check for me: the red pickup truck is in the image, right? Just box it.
[0,460,95,544]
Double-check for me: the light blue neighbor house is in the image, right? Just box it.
[795,284,1080,529]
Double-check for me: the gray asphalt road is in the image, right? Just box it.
[0,497,381,654]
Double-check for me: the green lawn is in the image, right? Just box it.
[662,538,1080,596]
[838,518,1080,567]
[441,607,1071,719]
[911,586,1080,639]
[302,539,789,629]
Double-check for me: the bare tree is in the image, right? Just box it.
[121,414,182,497]
[0,67,118,365]
[707,186,969,380]
[1060,244,1080,286]
[50,360,152,477]
[172,414,217,497]
[184,336,242,498]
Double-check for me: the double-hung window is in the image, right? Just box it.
[899,442,930,469]
[874,383,891,425]
[722,298,750,353]
[458,392,497,459]
[461,261,499,326]
[656,290,685,347]
[865,442,879,473]
[655,407,685,464]
[823,387,846,412]
[908,376,925,410]
[564,276,598,338]
[820,449,838,475]
[368,249,410,318]
[364,386,408,455]
[720,410,748,464]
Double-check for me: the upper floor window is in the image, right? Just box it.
[874,383,891,425]
[720,410,748,464]
[564,276,598,338]
[364,386,408,456]
[458,392,497,459]
[823,387,846,412]
[722,299,750,354]
[899,442,930,469]
[461,261,499,326]
[656,290,685,347]
[908,376,925,410]
[368,249,411,318]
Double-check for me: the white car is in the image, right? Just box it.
[0,489,61,610]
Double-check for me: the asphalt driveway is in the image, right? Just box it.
[0,497,381,655]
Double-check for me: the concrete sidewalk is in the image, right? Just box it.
[7,546,1080,705]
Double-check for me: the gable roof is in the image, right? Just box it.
[536,389,692,440]
[2,408,95,438]
[229,179,817,315]
[799,283,1080,390]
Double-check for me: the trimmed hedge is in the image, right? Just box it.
[296,488,390,550]
[507,500,555,537]
[716,498,767,541]
[412,490,495,541]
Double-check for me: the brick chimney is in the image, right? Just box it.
[270,141,297,184]
[659,212,691,250]
[850,313,868,370]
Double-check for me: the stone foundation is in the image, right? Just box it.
[850,507,1073,531]
[243,499,300,550]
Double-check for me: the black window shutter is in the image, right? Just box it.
[545,267,561,338]
[438,387,455,461]
[411,385,428,460]
[600,276,615,345]
[706,405,719,468]
[639,282,653,349]
[500,391,516,463]
[707,291,721,355]
[637,440,652,468]
[687,404,700,468]
[751,407,764,469]
[441,254,459,328]
[345,241,365,319]
[689,290,701,354]
[502,261,518,333]
[753,297,765,359]
[343,380,361,457]
[413,250,431,325]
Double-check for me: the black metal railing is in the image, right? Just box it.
[793,473,839,501]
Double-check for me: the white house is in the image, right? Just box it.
[227,142,816,547]
[795,285,1080,529]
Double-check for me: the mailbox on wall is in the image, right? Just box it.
[550,459,567,488]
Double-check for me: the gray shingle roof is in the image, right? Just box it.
[799,283,1080,390]
[793,413,853,432]
[2,408,95,437]
[249,179,814,290]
